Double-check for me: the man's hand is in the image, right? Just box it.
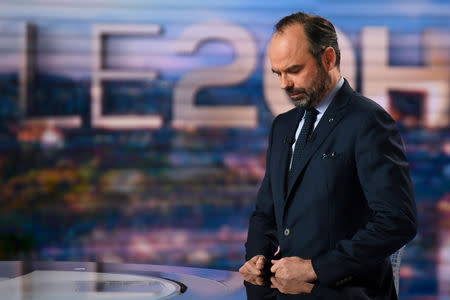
[240,272,265,286]
[270,276,314,294]
[239,255,267,276]
[270,256,317,281]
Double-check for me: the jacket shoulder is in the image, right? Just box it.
[272,107,298,127]
[347,91,395,123]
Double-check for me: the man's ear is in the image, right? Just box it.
[322,47,336,71]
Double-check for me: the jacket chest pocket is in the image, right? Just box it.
[321,153,355,193]
[320,151,352,172]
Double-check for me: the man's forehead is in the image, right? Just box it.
[270,25,309,52]
[269,24,310,69]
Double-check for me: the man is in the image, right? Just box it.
[240,12,417,298]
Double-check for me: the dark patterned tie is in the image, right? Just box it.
[289,108,319,185]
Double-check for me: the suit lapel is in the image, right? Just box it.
[285,80,353,201]
[271,107,302,205]
[279,108,304,199]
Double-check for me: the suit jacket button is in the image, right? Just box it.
[284,228,290,236]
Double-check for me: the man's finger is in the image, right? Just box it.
[270,276,283,289]
[239,264,248,274]
[256,256,265,268]
[270,259,280,273]
[252,255,265,271]
[254,275,264,286]
[245,260,262,275]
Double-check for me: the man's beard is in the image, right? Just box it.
[286,66,332,109]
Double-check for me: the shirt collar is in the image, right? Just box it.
[315,76,344,114]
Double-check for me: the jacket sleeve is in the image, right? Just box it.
[311,105,418,286]
[245,116,279,261]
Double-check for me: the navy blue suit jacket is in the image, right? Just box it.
[245,79,417,297]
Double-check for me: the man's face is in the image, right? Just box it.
[269,24,331,108]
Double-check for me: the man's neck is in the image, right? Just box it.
[324,71,341,99]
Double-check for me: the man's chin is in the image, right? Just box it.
[293,98,311,108]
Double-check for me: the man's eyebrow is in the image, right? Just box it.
[285,64,303,72]
[271,65,303,74]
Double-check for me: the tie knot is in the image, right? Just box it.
[306,108,319,117]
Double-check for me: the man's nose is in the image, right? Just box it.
[279,75,292,89]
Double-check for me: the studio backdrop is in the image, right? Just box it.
[0,0,449,298]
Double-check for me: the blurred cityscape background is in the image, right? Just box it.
[0,0,449,298]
